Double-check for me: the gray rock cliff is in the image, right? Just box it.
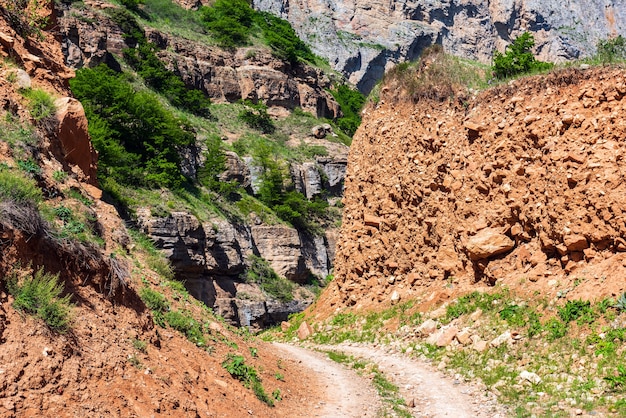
[253,0,626,93]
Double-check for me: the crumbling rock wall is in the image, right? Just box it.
[325,67,626,310]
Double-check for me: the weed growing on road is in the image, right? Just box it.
[325,350,411,418]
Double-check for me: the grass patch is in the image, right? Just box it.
[7,267,73,333]
[0,168,42,204]
[242,255,294,302]
[222,353,274,406]
[21,88,56,122]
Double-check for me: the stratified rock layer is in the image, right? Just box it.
[254,0,626,93]
[323,66,626,311]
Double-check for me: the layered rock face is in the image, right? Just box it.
[324,66,626,310]
[58,8,339,118]
[135,209,334,329]
[254,0,626,93]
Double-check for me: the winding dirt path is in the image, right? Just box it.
[275,342,508,418]
[317,343,508,418]
[273,342,382,417]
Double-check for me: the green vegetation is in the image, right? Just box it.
[254,10,315,64]
[139,286,169,326]
[1,0,49,39]
[70,64,194,189]
[0,168,43,204]
[132,338,148,352]
[330,85,365,136]
[596,35,626,64]
[251,141,329,230]
[492,32,553,79]
[200,0,252,48]
[7,268,73,332]
[238,100,275,134]
[164,310,206,346]
[294,289,626,417]
[242,255,294,302]
[21,88,56,122]
[107,7,212,117]
[222,353,274,406]
[199,0,314,64]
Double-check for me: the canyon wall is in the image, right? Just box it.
[254,0,626,93]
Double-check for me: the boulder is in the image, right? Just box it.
[297,321,313,340]
[465,228,515,260]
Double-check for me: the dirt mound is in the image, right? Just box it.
[317,66,626,315]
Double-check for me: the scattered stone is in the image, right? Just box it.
[364,214,382,228]
[472,339,488,352]
[297,321,313,340]
[564,234,588,252]
[490,331,512,347]
[417,319,438,336]
[214,379,228,389]
[281,321,291,332]
[436,326,459,347]
[469,309,483,321]
[390,290,400,304]
[455,329,472,345]
[519,370,542,385]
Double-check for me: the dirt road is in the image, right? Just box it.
[275,342,508,418]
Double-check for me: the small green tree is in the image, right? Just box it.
[492,32,552,79]
[330,84,365,136]
[596,35,626,63]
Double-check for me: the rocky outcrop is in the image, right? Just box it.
[55,97,99,184]
[57,6,340,118]
[136,208,335,328]
[254,0,626,93]
[322,66,626,311]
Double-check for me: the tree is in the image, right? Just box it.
[492,32,552,79]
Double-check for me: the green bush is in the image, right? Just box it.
[222,353,274,406]
[70,64,194,189]
[106,7,145,45]
[330,85,365,136]
[243,255,294,302]
[200,0,253,48]
[254,11,315,64]
[492,32,553,79]
[558,299,594,324]
[252,142,328,230]
[0,169,42,204]
[120,0,144,12]
[596,35,626,63]
[238,100,275,134]
[7,268,73,332]
[139,287,170,312]
[21,88,56,122]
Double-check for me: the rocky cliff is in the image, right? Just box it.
[56,1,349,328]
[319,61,626,314]
[60,4,339,118]
[254,0,626,93]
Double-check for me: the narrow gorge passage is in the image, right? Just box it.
[278,343,508,418]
